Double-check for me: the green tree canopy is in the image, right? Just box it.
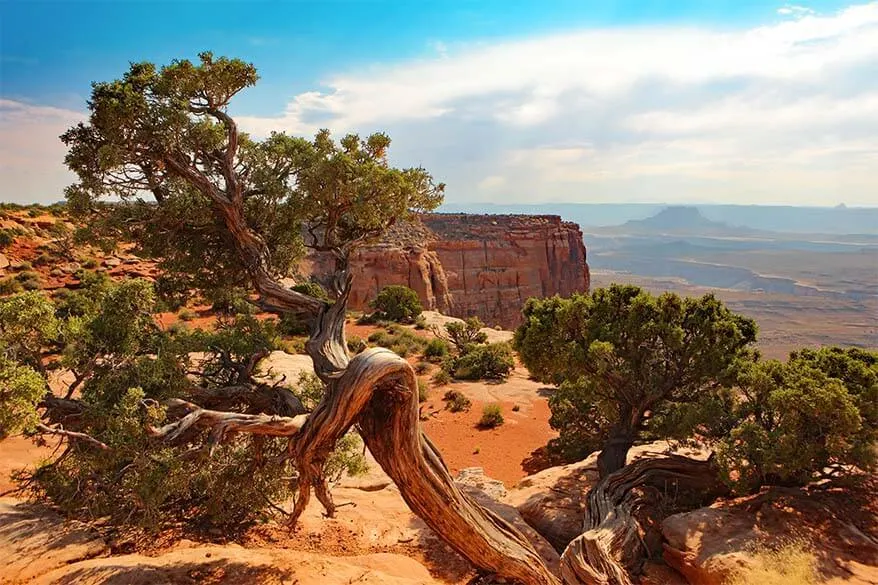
[514,284,758,475]
[63,52,443,303]
[714,352,876,492]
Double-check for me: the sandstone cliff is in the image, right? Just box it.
[308,214,590,328]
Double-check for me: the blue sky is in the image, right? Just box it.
[2,0,877,205]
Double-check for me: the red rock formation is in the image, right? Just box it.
[309,214,590,328]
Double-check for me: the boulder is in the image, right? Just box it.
[505,441,709,552]
[663,483,878,585]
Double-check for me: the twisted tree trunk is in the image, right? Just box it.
[559,454,725,585]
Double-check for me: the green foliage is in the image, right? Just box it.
[414,315,428,330]
[432,368,451,386]
[414,360,430,375]
[0,228,19,248]
[347,335,366,355]
[204,286,256,316]
[444,317,488,354]
[443,389,471,412]
[63,53,443,301]
[515,285,758,462]
[366,325,427,357]
[153,273,192,312]
[14,270,42,291]
[0,291,59,369]
[0,358,45,438]
[177,308,196,321]
[713,354,876,492]
[370,285,423,323]
[291,281,329,301]
[450,342,515,381]
[0,277,23,295]
[423,337,450,361]
[478,403,504,429]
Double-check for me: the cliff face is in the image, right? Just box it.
[310,214,590,329]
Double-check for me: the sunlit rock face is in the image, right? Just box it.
[307,213,590,329]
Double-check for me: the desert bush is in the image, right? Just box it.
[369,285,422,323]
[423,338,450,362]
[153,273,192,312]
[451,342,514,381]
[418,379,429,402]
[478,404,504,428]
[347,335,366,354]
[0,228,20,248]
[205,286,256,315]
[415,360,430,375]
[443,388,472,412]
[712,350,877,493]
[81,257,99,269]
[444,316,488,354]
[177,308,196,321]
[726,541,817,585]
[515,285,757,472]
[0,277,23,295]
[432,368,451,386]
[0,281,366,532]
[414,315,428,330]
[367,326,427,357]
[291,280,329,301]
[14,270,42,291]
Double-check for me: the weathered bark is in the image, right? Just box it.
[156,112,563,584]
[559,454,725,585]
[596,432,634,478]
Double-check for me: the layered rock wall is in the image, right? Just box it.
[310,214,590,328]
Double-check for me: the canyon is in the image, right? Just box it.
[307,214,591,329]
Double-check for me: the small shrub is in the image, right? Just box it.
[14,271,42,291]
[367,327,426,357]
[369,285,423,323]
[81,257,99,269]
[33,252,54,267]
[512,404,521,412]
[418,379,429,403]
[452,342,515,381]
[726,541,817,585]
[415,361,430,375]
[443,389,471,412]
[291,281,330,301]
[49,268,64,277]
[0,229,17,248]
[478,403,504,428]
[444,317,488,354]
[279,313,309,336]
[178,308,196,322]
[432,369,451,386]
[17,261,33,271]
[414,315,428,330]
[423,338,450,362]
[0,277,23,295]
[347,335,366,355]
[282,337,308,355]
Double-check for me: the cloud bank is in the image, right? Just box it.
[3,3,878,206]
[237,2,878,206]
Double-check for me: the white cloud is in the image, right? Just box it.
[0,100,85,204]
[232,2,878,206]
[6,3,878,206]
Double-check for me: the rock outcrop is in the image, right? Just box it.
[308,214,590,328]
[662,481,878,585]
